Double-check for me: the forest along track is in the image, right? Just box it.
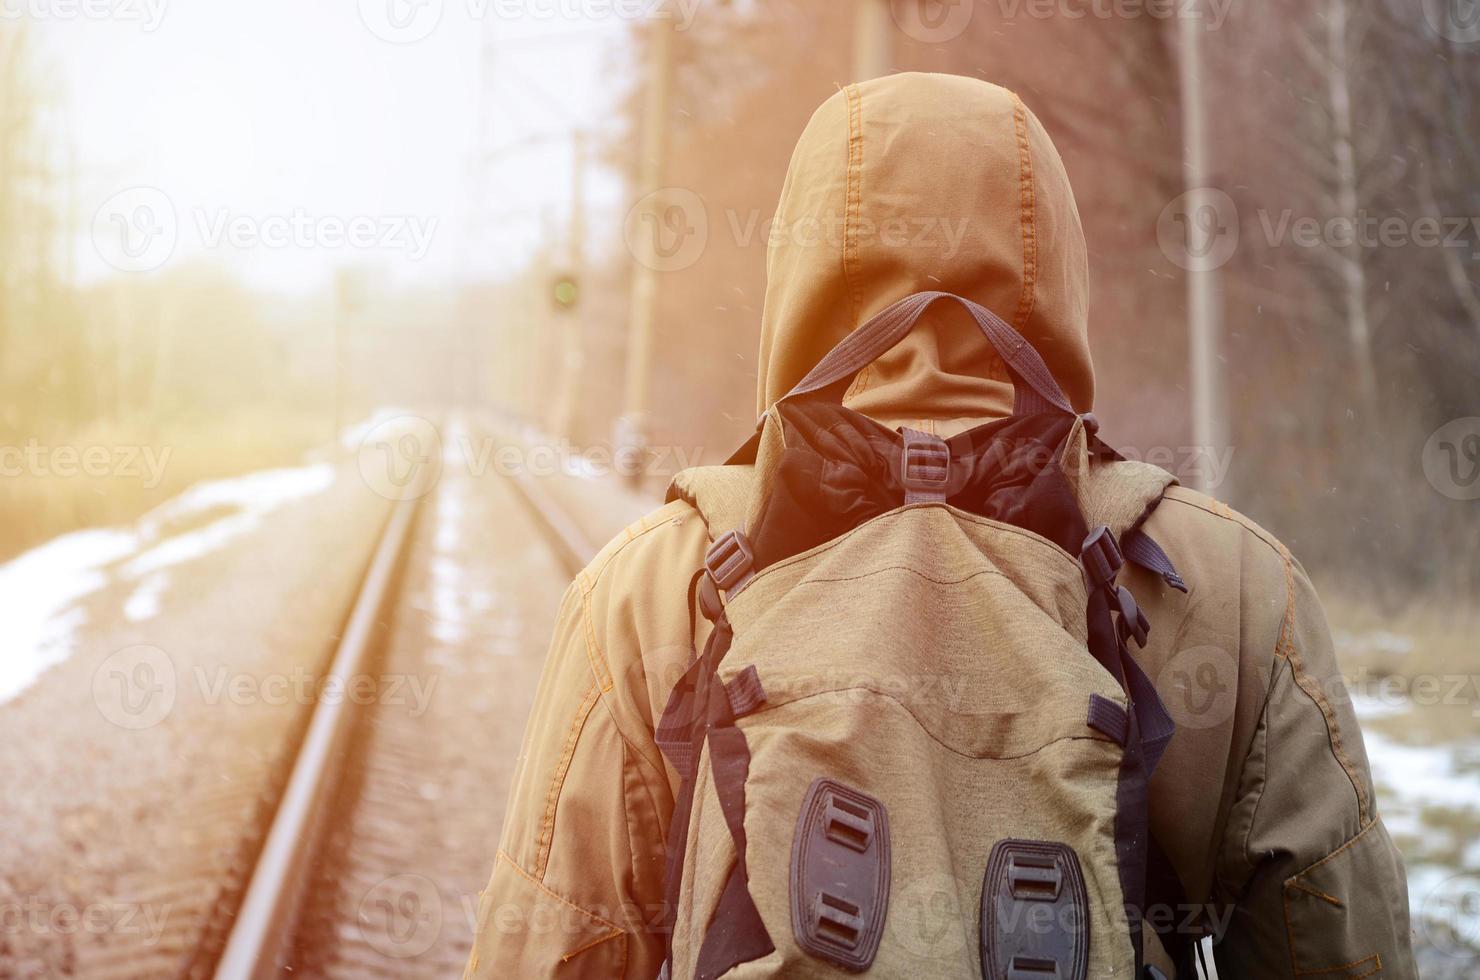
[238,422,591,979]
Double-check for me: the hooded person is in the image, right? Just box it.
[464,73,1414,979]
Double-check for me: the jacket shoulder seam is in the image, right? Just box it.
[1163,491,1372,835]
[535,679,601,879]
[576,504,693,692]
[1270,539,1371,824]
[595,684,672,803]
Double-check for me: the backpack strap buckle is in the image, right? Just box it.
[901,428,951,503]
[1115,585,1151,649]
[705,528,755,594]
[1080,524,1124,590]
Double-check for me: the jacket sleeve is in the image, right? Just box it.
[465,507,701,980]
[1213,557,1415,977]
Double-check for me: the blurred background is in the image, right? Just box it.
[1,0,1478,977]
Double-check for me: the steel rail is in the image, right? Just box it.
[500,467,599,578]
[211,489,423,980]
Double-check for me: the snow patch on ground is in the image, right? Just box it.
[0,528,139,701]
[1354,693,1480,947]
[0,463,337,704]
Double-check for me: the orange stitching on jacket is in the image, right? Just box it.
[1160,492,1377,863]
[580,505,691,594]
[581,588,615,692]
[1272,541,1370,823]
[1010,94,1038,333]
[1290,954,1381,978]
[496,849,628,966]
[1288,880,1344,908]
[1291,818,1380,876]
[562,930,625,963]
[843,83,871,400]
[1163,489,1370,819]
[1302,965,1379,977]
[1282,821,1384,975]
[535,681,601,878]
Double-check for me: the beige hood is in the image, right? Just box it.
[756,73,1094,431]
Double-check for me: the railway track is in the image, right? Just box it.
[210,420,596,979]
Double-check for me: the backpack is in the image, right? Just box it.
[657,291,1191,980]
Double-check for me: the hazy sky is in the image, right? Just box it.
[32,0,632,292]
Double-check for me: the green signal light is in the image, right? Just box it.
[552,277,579,309]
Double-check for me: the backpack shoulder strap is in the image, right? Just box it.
[1062,417,1188,593]
[666,464,757,542]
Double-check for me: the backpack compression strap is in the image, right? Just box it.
[654,531,772,980]
[1080,525,1181,977]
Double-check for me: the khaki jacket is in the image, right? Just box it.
[466,74,1414,979]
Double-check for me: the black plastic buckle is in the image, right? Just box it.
[705,528,754,594]
[1080,525,1124,591]
[981,840,1089,980]
[902,439,951,493]
[791,778,890,971]
[1115,585,1150,648]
